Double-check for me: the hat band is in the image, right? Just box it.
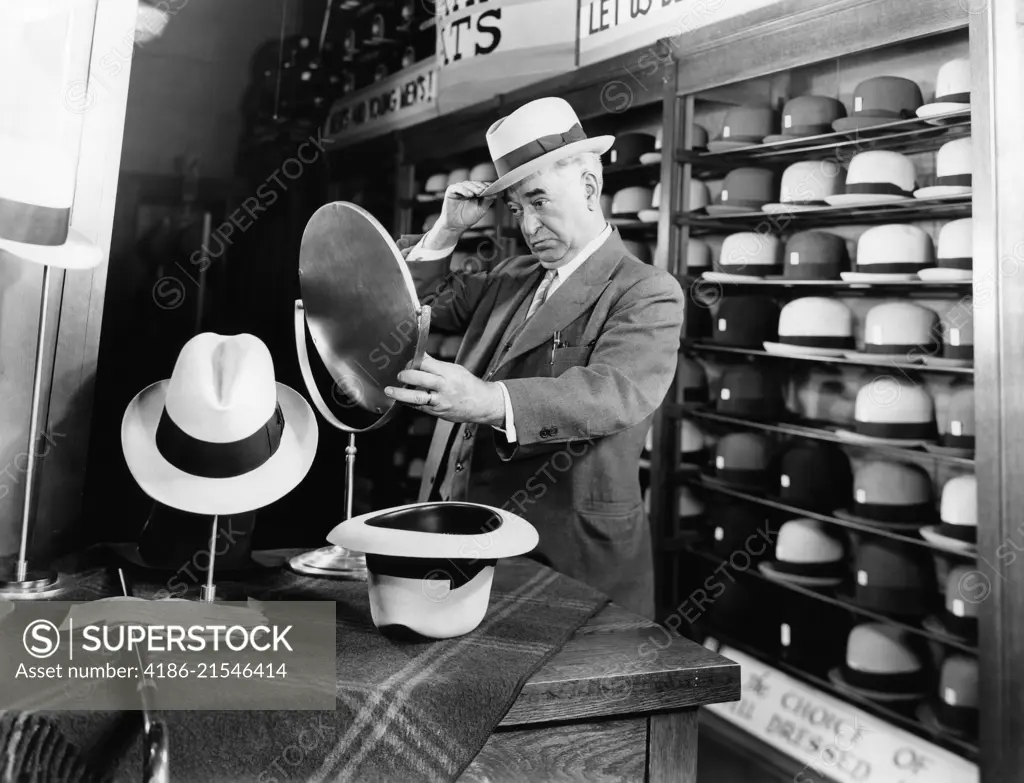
[717,397,783,419]
[365,554,496,589]
[862,341,939,355]
[938,256,972,270]
[941,432,975,449]
[855,420,937,439]
[770,559,846,579]
[944,343,974,360]
[853,499,933,524]
[680,386,707,403]
[936,173,972,187]
[680,447,708,467]
[933,698,978,735]
[779,123,836,137]
[934,91,970,104]
[853,583,931,616]
[780,334,855,349]
[493,123,588,179]
[855,261,930,274]
[936,522,977,543]
[0,196,70,246]
[155,404,284,479]
[841,663,928,694]
[942,609,978,638]
[715,466,769,488]
[845,182,915,198]
[784,262,842,280]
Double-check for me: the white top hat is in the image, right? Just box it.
[920,218,973,281]
[121,333,318,515]
[717,232,782,276]
[858,302,940,356]
[764,160,845,212]
[918,58,971,119]
[777,297,854,348]
[847,224,933,279]
[826,151,917,207]
[479,97,614,197]
[916,137,973,199]
[611,186,654,220]
[638,183,661,223]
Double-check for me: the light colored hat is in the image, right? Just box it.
[775,297,855,350]
[826,151,917,206]
[858,302,939,357]
[328,501,538,638]
[761,518,846,585]
[638,183,661,223]
[918,58,971,119]
[424,173,448,193]
[611,186,654,219]
[849,377,936,441]
[846,224,933,280]
[716,232,783,277]
[763,160,845,213]
[469,161,498,181]
[446,168,470,188]
[920,218,972,281]
[688,179,710,211]
[915,137,973,199]
[121,333,318,515]
[480,97,614,197]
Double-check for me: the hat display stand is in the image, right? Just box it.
[288,201,431,580]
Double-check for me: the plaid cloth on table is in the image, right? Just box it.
[1,554,608,783]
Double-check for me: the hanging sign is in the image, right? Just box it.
[324,59,439,147]
[435,0,577,115]
[577,0,782,68]
[705,642,979,783]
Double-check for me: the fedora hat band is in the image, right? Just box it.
[939,256,972,270]
[841,663,928,694]
[155,404,285,478]
[855,420,937,440]
[493,123,588,178]
[0,196,70,246]
[935,91,970,104]
[846,182,915,198]
[853,500,933,523]
[937,173,972,187]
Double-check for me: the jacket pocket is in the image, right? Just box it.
[574,502,646,553]
[550,346,592,377]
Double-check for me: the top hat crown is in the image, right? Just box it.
[834,76,924,131]
[783,231,850,280]
[766,95,847,141]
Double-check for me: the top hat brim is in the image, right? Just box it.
[121,380,319,516]
[480,135,615,198]
[329,501,539,559]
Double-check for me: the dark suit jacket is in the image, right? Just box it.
[400,228,685,618]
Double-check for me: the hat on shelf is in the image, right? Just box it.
[777,442,854,513]
[710,432,774,490]
[848,539,937,618]
[480,97,615,197]
[935,384,975,453]
[837,376,937,445]
[712,296,780,348]
[922,474,977,553]
[707,501,776,561]
[919,218,972,282]
[685,238,712,273]
[640,127,664,165]
[446,167,470,188]
[646,124,710,164]
[638,183,661,223]
[684,179,711,212]
[765,297,855,357]
[469,161,498,182]
[763,160,846,213]
[918,57,972,121]
[690,123,710,151]
[421,173,448,198]
[680,419,708,466]
[919,655,979,739]
[938,306,975,362]
[763,95,848,142]
[622,239,652,263]
[600,192,613,215]
[834,460,935,529]
[708,105,777,151]
[778,593,851,672]
[852,302,940,359]
[438,334,463,359]
[826,151,918,207]
[795,368,856,425]
[328,502,539,638]
[783,231,850,280]
[121,333,318,516]
[707,232,783,279]
[759,518,847,586]
[832,76,925,133]
[675,485,706,526]
[607,132,657,166]
[707,168,776,214]
[716,364,786,420]
[915,137,973,200]
[924,565,981,642]
[610,186,654,222]
[842,223,934,282]
[423,212,441,232]
[677,356,709,403]
[829,623,930,701]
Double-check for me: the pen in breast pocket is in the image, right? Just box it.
[551,331,562,364]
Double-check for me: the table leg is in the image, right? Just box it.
[647,709,698,783]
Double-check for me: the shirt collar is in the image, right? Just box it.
[549,223,612,283]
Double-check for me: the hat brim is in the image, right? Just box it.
[121,381,318,515]
[706,138,765,152]
[832,508,930,531]
[327,500,538,558]
[637,209,660,223]
[824,193,912,207]
[832,115,915,132]
[917,103,970,121]
[762,202,830,214]
[919,526,977,554]
[914,185,972,199]
[638,152,662,166]
[0,228,103,271]
[480,136,616,197]
[918,267,972,282]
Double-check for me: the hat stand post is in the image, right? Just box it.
[201,515,220,602]
[288,300,368,579]
[0,265,63,597]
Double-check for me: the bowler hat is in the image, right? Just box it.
[833,76,924,132]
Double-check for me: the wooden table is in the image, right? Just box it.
[461,602,740,782]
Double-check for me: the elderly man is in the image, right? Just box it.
[384,97,684,618]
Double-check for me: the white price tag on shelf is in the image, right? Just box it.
[708,646,978,783]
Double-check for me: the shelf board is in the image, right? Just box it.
[608,219,658,234]
[686,342,975,376]
[684,544,978,655]
[683,474,975,560]
[702,629,979,762]
[675,408,976,468]
[602,161,661,179]
[677,275,973,298]
[677,195,972,234]
[676,112,970,170]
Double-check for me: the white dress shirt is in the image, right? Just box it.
[407,223,612,442]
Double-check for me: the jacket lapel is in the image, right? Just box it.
[493,229,628,372]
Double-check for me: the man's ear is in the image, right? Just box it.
[582,171,600,210]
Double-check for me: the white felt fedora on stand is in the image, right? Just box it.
[121,333,318,516]
[480,97,615,197]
